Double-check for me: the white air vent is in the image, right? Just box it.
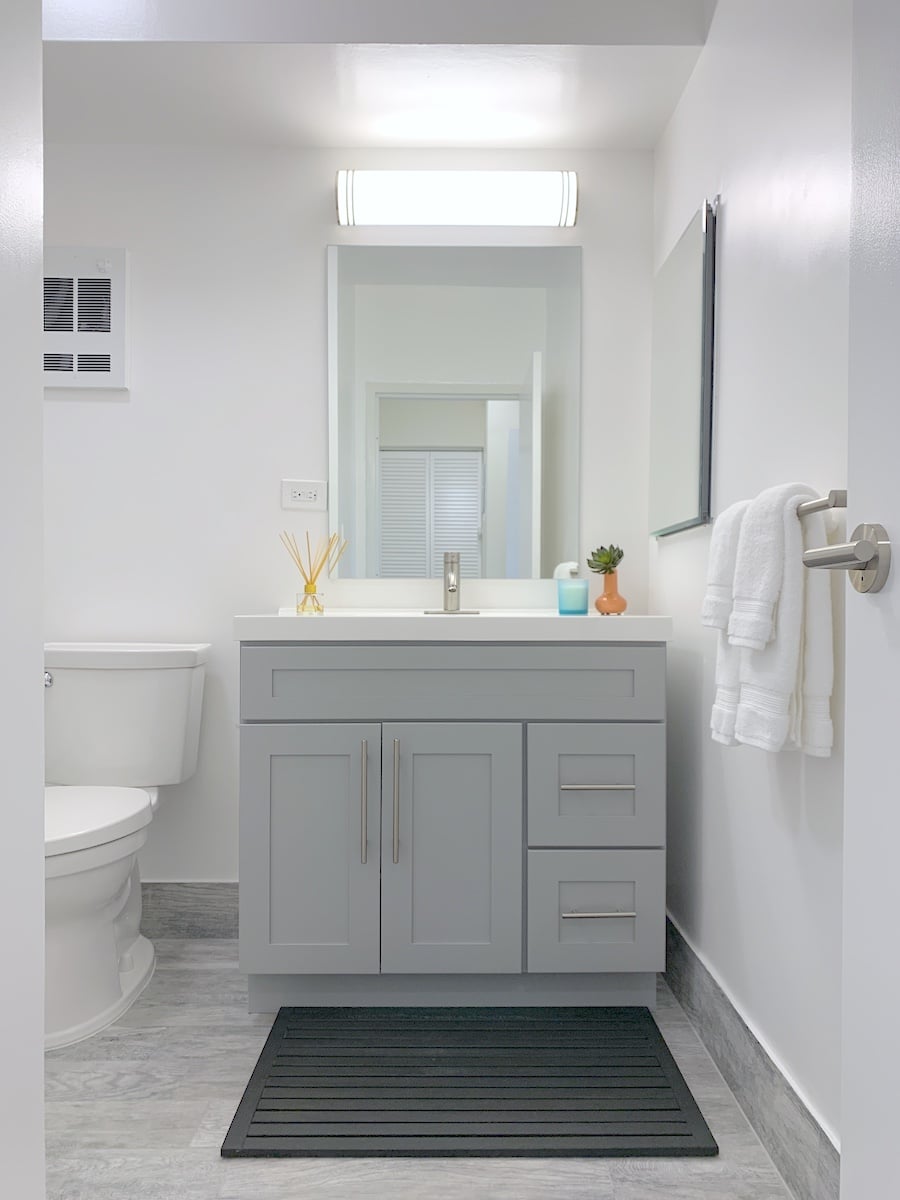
[43,247,127,390]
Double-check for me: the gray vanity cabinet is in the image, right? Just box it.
[238,640,667,1009]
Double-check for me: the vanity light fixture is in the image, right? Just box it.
[335,169,578,227]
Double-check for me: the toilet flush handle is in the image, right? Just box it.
[44,671,53,687]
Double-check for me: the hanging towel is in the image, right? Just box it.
[701,499,752,629]
[798,509,834,756]
[733,488,813,752]
[704,501,752,745]
[727,483,818,650]
[710,631,743,746]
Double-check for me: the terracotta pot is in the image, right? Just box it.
[594,570,627,615]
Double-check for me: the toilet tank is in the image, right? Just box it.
[44,643,210,787]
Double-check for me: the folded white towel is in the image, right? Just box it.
[728,483,817,649]
[734,490,811,752]
[701,500,752,630]
[798,509,834,756]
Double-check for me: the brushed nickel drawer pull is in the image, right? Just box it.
[561,911,637,919]
[392,738,400,864]
[560,784,636,792]
[360,739,368,865]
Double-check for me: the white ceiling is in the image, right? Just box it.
[42,42,701,150]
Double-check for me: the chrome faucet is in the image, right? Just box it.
[443,552,460,613]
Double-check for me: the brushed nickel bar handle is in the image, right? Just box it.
[360,739,368,865]
[560,784,636,792]
[803,538,876,569]
[561,911,637,919]
[803,522,891,593]
[392,738,400,864]
[797,488,847,517]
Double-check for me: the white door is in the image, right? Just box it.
[517,350,543,577]
[840,3,900,1194]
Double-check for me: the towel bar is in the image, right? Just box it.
[804,522,891,593]
[797,489,847,516]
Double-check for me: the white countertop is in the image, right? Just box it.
[235,609,672,642]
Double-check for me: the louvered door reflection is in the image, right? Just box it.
[378,449,483,578]
[377,452,429,577]
[430,451,483,578]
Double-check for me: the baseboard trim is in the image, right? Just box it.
[141,882,238,939]
[665,916,839,1200]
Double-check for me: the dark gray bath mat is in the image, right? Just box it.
[221,1006,718,1158]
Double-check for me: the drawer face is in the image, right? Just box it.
[241,643,666,722]
[527,724,665,848]
[527,849,665,973]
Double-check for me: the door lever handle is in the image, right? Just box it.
[803,523,890,593]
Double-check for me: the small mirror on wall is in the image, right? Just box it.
[648,197,718,537]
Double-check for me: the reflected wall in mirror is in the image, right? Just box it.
[328,246,581,578]
[648,197,717,537]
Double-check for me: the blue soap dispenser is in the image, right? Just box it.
[553,561,589,615]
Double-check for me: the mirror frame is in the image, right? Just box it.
[652,195,718,538]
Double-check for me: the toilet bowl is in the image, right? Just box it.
[42,639,209,1049]
[45,785,155,1049]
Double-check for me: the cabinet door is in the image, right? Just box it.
[239,723,381,974]
[381,723,523,974]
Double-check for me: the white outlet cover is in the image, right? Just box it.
[281,479,327,510]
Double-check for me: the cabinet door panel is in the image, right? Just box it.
[239,724,380,974]
[381,723,522,974]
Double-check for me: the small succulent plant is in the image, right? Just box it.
[587,545,624,575]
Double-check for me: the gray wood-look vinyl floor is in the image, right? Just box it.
[44,941,794,1200]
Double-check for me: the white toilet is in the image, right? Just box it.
[43,641,210,1049]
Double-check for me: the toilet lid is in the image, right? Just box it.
[45,785,153,857]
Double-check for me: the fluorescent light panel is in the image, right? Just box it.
[336,170,578,227]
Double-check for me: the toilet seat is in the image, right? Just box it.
[45,785,153,858]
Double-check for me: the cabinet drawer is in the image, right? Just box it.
[240,643,665,722]
[527,849,665,973]
[527,724,664,847]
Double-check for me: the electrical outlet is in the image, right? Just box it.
[281,479,327,511]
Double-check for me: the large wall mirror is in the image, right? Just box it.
[328,246,581,579]
[648,197,718,536]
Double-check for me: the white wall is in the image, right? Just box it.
[0,0,45,1194]
[43,144,652,882]
[379,397,487,448]
[651,0,850,1140]
[354,284,547,388]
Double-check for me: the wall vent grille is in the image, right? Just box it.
[43,248,128,390]
[77,278,112,332]
[43,353,74,372]
[44,278,73,332]
[77,354,111,373]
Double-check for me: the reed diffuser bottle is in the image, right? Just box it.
[280,530,348,615]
